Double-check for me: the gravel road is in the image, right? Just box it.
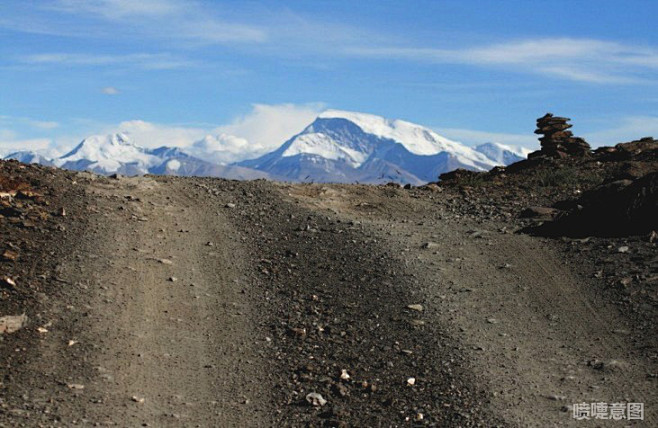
[0,168,654,427]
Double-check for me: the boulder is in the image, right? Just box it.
[530,172,658,237]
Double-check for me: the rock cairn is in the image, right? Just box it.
[530,113,590,158]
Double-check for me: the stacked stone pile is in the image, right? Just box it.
[530,113,590,158]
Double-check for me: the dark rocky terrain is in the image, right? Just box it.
[437,131,657,343]
[0,121,655,426]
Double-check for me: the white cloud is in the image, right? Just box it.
[583,116,658,146]
[214,103,325,156]
[0,116,60,132]
[9,1,655,85]
[102,86,120,95]
[347,38,658,84]
[32,120,60,129]
[21,53,195,70]
[0,129,18,140]
[54,0,183,19]
[45,0,267,44]
[185,134,251,164]
[439,127,539,149]
[112,120,207,149]
[0,139,54,157]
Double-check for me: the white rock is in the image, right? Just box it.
[305,392,327,407]
[0,314,28,334]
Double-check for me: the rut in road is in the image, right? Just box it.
[53,177,270,426]
[283,182,657,426]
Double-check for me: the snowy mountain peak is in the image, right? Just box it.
[109,132,132,145]
[475,142,532,165]
[58,133,158,174]
[62,133,142,157]
[297,110,497,169]
[282,132,368,167]
[316,109,473,157]
[5,151,54,166]
[240,110,505,184]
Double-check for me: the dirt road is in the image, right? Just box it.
[0,172,655,426]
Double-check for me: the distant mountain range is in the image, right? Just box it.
[4,110,530,184]
[7,133,272,181]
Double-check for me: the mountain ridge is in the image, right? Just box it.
[4,110,530,183]
[238,111,518,183]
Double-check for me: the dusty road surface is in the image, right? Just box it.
[0,170,655,427]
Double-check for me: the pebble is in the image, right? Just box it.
[2,250,18,261]
[0,314,28,334]
[2,277,17,288]
[305,392,327,407]
[549,395,567,401]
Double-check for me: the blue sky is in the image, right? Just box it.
[1,0,657,160]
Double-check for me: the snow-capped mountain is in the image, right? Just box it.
[4,110,531,184]
[5,151,54,166]
[238,110,500,184]
[7,133,271,180]
[58,133,159,174]
[475,142,531,165]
